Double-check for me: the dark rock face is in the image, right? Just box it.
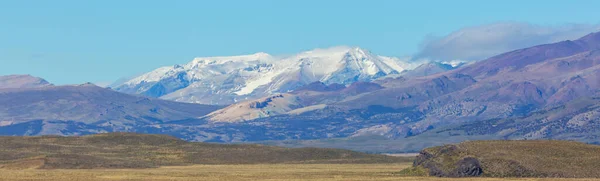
[249,94,284,109]
[412,145,483,177]
[294,81,346,92]
[404,140,600,178]
[413,150,433,167]
[455,157,483,177]
[402,62,457,78]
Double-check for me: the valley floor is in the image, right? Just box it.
[1,164,600,181]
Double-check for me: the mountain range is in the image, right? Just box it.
[1,31,600,152]
[112,47,429,105]
[264,31,600,151]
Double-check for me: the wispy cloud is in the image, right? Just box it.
[414,22,600,62]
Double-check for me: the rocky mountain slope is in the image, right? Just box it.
[113,47,419,105]
[203,81,384,123]
[172,31,600,151]
[331,31,600,136]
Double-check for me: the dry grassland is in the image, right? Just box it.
[1,164,600,181]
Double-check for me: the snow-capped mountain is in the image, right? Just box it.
[113,46,418,105]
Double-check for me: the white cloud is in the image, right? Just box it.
[414,22,600,62]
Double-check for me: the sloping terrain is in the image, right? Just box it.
[429,97,600,142]
[402,140,600,178]
[0,133,408,169]
[0,81,221,136]
[0,75,52,89]
[204,81,384,123]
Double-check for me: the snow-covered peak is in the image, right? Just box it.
[293,46,371,58]
[285,46,403,76]
[124,65,186,85]
[347,46,371,57]
[188,52,273,67]
[114,46,424,105]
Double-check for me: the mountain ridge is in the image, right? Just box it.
[0,75,52,89]
[0,77,222,136]
[113,46,419,105]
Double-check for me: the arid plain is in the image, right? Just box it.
[2,164,600,181]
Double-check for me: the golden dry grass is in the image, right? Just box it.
[0,133,409,169]
[1,164,600,181]
[409,140,600,178]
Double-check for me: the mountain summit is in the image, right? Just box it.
[113,46,417,105]
[0,75,52,89]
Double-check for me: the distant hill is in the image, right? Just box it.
[204,81,383,123]
[0,133,409,169]
[402,140,600,178]
[0,75,52,89]
[0,78,222,136]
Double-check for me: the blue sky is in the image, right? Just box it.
[1,0,600,85]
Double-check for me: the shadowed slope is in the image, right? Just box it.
[0,82,222,136]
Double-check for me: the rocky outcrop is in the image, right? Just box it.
[403,140,600,178]
[412,145,483,177]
